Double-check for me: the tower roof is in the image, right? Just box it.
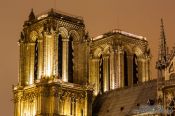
[25,9,84,26]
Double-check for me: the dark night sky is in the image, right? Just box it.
[0,0,175,115]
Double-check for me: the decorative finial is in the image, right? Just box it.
[48,8,55,16]
[29,8,36,21]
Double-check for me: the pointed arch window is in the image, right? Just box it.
[124,51,128,86]
[58,35,63,78]
[34,40,38,80]
[99,55,104,93]
[68,36,74,83]
[133,54,138,84]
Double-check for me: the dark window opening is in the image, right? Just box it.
[34,40,38,80]
[133,54,138,84]
[124,51,128,86]
[99,55,104,93]
[81,109,83,116]
[58,35,62,79]
[108,57,110,90]
[120,106,124,111]
[68,36,73,83]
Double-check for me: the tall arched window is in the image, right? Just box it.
[124,51,128,86]
[34,40,38,80]
[68,36,73,83]
[133,54,138,84]
[108,57,110,90]
[99,55,104,93]
[58,35,62,78]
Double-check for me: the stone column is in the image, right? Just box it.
[114,46,124,88]
[145,59,150,81]
[18,42,24,86]
[90,58,100,95]
[75,99,80,116]
[36,86,46,115]
[138,58,143,83]
[26,43,35,85]
[84,91,92,116]
[14,96,21,116]
[37,39,43,80]
[138,58,145,82]
[71,98,75,116]
[84,95,87,116]
[103,55,110,92]
[43,34,54,77]
[24,43,30,85]
[53,34,58,77]
[59,99,64,115]
[62,38,69,82]
[119,50,124,87]
[110,50,115,90]
[50,86,58,114]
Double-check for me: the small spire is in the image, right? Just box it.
[48,8,55,16]
[157,18,168,68]
[29,9,36,21]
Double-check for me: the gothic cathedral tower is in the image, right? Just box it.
[13,9,93,116]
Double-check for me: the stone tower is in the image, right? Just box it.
[89,29,151,95]
[13,9,93,116]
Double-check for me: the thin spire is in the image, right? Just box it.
[158,18,168,66]
[29,9,36,21]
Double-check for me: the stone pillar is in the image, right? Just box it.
[140,59,146,82]
[37,39,43,80]
[23,43,35,85]
[84,94,88,116]
[103,55,110,92]
[138,58,143,83]
[119,50,124,87]
[71,98,75,116]
[75,99,80,116]
[110,50,115,90]
[36,86,46,115]
[53,34,58,77]
[84,91,92,116]
[127,55,133,86]
[14,96,21,116]
[43,34,54,77]
[62,38,69,82]
[50,86,59,114]
[139,58,150,82]
[145,59,150,81]
[89,58,100,95]
[18,42,24,86]
[114,46,124,88]
[59,99,64,115]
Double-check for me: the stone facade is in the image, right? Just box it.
[13,9,93,116]
[13,9,175,116]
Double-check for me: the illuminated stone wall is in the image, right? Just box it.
[89,30,151,95]
[13,9,153,116]
[14,9,93,116]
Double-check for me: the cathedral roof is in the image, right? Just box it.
[93,29,147,41]
[25,9,84,26]
[92,80,157,116]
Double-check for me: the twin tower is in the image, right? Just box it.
[13,9,151,116]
